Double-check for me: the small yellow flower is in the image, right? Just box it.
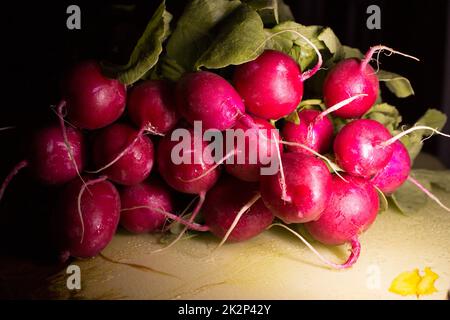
[389,267,439,297]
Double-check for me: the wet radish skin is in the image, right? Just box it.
[225,116,282,182]
[176,71,245,130]
[371,141,411,194]
[92,124,154,186]
[157,128,220,194]
[29,125,85,185]
[323,58,379,119]
[120,178,175,233]
[281,109,334,155]
[202,176,273,242]
[128,80,179,134]
[333,119,394,178]
[58,179,121,258]
[63,60,126,129]
[305,174,379,245]
[260,153,332,224]
[234,50,303,120]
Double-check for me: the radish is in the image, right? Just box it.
[62,60,126,129]
[303,174,379,268]
[175,71,252,131]
[225,116,281,182]
[157,127,221,244]
[127,80,179,135]
[91,123,154,186]
[281,109,334,155]
[202,175,274,243]
[234,44,321,120]
[323,46,419,118]
[119,178,175,233]
[334,119,394,178]
[0,124,85,202]
[260,152,332,224]
[371,141,410,194]
[57,176,120,259]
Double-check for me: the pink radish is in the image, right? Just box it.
[333,119,394,178]
[323,46,419,119]
[127,80,179,135]
[119,178,175,233]
[371,141,410,194]
[175,71,251,130]
[62,60,126,129]
[260,152,332,224]
[91,123,154,186]
[282,109,334,155]
[202,175,273,243]
[234,46,321,120]
[225,116,282,182]
[0,125,85,202]
[57,177,120,259]
[303,174,379,268]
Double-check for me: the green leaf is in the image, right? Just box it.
[285,110,300,124]
[377,70,415,98]
[317,27,344,62]
[243,0,279,25]
[166,0,241,71]
[342,45,364,59]
[375,186,389,212]
[363,103,402,134]
[195,5,265,69]
[390,174,431,215]
[411,169,450,192]
[276,0,294,22]
[104,1,172,85]
[400,109,447,161]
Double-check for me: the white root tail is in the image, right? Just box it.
[267,223,360,270]
[408,176,450,213]
[381,126,450,147]
[0,160,28,203]
[77,176,108,244]
[361,45,420,71]
[86,127,146,174]
[314,94,368,122]
[214,193,262,251]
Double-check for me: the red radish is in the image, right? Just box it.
[156,127,221,245]
[62,60,126,129]
[304,174,379,268]
[282,109,334,155]
[91,123,154,186]
[57,177,120,259]
[127,80,179,135]
[225,116,282,182]
[334,119,394,178]
[119,178,175,233]
[323,46,419,118]
[175,71,250,131]
[0,125,85,202]
[371,141,410,194]
[202,175,273,242]
[234,44,321,120]
[260,153,332,224]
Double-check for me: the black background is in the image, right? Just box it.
[0,0,449,299]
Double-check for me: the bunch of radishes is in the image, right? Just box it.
[1,1,449,269]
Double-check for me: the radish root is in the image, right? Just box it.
[0,126,15,131]
[152,192,206,254]
[77,176,108,244]
[408,176,450,212]
[268,223,360,269]
[121,205,210,231]
[214,193,262,251]
[0,160,28,203]
[361,45,420,71]
[381,126,450,147]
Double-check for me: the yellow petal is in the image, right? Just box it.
[416,267,439,296]
[389,269,422,296]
